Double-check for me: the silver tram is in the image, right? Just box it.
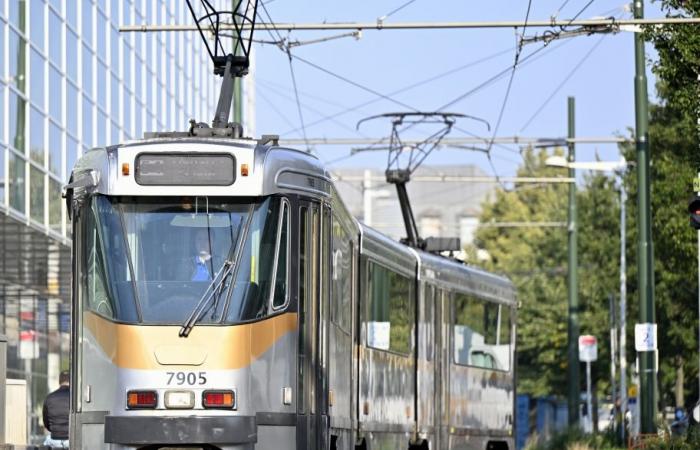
[65,134,516,450]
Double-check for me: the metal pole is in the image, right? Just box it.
[697,169,700,400]
[567,96,581,426]
[610,294,618,434]
[363,169,373,226]
[620,179,628,444]
[233,0,243,125]
[587,361,593,432]
[633,0,657,434]
[119,17,700,32]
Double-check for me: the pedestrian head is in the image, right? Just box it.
[59,371,69,386]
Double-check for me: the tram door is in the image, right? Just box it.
[298,201,330,450]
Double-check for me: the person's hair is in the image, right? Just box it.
[59,371,70,385]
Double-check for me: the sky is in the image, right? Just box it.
[246,0,664,182]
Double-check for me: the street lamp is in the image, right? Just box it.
[546,156,631,441]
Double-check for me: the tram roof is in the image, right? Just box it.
[70,137,332,199]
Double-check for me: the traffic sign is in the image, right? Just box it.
[634,323,657,351]
[578,335,598,362]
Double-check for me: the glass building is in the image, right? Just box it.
[0,0,224,442]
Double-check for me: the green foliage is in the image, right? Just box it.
[468,1,700,406]
[643,0,700,117]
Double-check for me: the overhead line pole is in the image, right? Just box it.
[120,17,700,32]
[567,97,581,427]
[633,0,657,435]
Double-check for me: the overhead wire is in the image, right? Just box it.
[519,34,607,133]
[280,46,514,136]
[380,0,419,21]
[257,1,311,152]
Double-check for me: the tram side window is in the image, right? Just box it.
[330,218,352,332]
[366,261,413,355]
[272,201,289,309]
[81,198,138,321]
[453,293,511,371]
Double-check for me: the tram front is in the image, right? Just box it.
[66,139,326,450]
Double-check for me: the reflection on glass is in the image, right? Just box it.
[9,0,23,33]
[453,293,511,371]
[29,1,44,52]
[367,262,413,354]
[49,66,62,123]
[30,166,44,223]
[66,82,78,136]
[96,60,106,106]
[0,88,4,142]
[96,11,106,57]
[82,2,92,46]
[66,0,77,30]
[65,137,78,179]
[66,29,78,81]
[49,122,62,175]
[0,146,5,205]
[49,178,62,232]
[49,10,62,67]
[9,90,26,152]
[96,110,106,146]
[29,107,44,165]
[30,49,44,108]
[110,73,119,120]
[9,152,26,213]
[82,44,93,98]
[82,96,92,147]
[9,29,26,93]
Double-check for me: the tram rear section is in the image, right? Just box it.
[66,138,516,449]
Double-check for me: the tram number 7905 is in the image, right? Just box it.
[166,372,207,386]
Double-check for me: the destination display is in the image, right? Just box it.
[135,153,236,186]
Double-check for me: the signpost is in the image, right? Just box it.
[579,335,598,432]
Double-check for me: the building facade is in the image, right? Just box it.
[0,0,223,442]
[333,164,495,247]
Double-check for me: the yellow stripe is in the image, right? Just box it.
[83,312,298,370]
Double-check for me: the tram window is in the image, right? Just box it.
[81,198,139,322]
[453,294,511,371]
[366,262,413,355]
[271,201,289,309]
[330,219,352,332]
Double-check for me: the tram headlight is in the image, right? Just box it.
[126,390,158,409]
[164,390,195,409]
[202,390,236,409]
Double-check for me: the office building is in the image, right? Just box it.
[0,0,224,442]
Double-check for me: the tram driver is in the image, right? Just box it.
[191,228,214,281]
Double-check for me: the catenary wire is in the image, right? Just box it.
[519,34,607,133]
[381,0,419,20]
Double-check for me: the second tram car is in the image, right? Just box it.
[66,135,516,450]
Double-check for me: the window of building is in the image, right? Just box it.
[29,0,44,53]
[30,48,44,109]
[66,28,78,82]
[453,293,511,371]
[8,90,26,152]
[366,261,413,355]
[29,106,44,165]
[49,66,62,123]
[48,121,62,175]
[0,146,5,204]
[9,151,26,213]
[66,82,78,137]
[48,10,62,68]
[49,178,61,232]
[9,30,25,94]
[30,166,44,223]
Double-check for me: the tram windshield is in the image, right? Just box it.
[80,195,289,324]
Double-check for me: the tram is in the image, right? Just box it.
[65,133,516,450]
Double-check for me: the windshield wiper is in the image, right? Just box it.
[179,215,246,338]
[178,260,235,337]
